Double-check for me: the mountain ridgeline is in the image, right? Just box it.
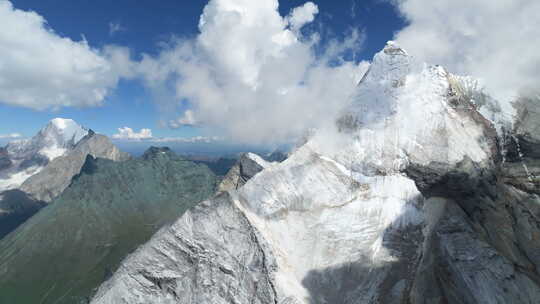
[0,146,218,304]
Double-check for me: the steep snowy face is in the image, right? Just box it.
[0,118,89,191]
[47,118,89,146]
[233,146,425,301]
[23,118,88,159]
[6,118,88,161]
[320,41,498,178]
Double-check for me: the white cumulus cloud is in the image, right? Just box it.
[391,0,540,116]
[137,0,369,144]
[0,1,132,110]
[287,2,319,31]
[112,127,153,140]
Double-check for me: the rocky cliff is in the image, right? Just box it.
[218,152,271,192]
[0,147,11,171]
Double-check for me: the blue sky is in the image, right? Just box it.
[0,0,404,143]
[1,0,538,151]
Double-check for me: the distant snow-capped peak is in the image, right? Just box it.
[7,118,89,161]
[0,118,91,192]
[43,118,89,144]
[38,118,89,160]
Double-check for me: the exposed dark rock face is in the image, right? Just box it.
[406,97,540,304]
[0,190,46,239]
[0,148,217,304]
[265,151,288,163]
[0,147,11,171]
[203,157,238,176]
[218,152,270,192]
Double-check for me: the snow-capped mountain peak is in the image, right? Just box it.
[21,118,90,161]
[0,118,90,192]
[42,118,89,148]
[7,118,89,159]
[362,41,411,87]
[327,41,498,178]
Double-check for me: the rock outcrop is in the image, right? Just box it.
[0,190,45,239]
[407,96,540,303]
[0,147,11,171]
[0,148,217,304]
[218,152,271,192]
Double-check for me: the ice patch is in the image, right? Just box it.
[39,145,68,161]
[0,165,44,192]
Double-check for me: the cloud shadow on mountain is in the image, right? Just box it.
[301,196,424,304]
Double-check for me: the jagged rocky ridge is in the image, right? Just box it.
[218,152,273,192]
[0,147,218,304]
[91,43,540,303]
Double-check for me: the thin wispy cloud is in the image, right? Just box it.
[109,22,126,36]
[0,133,22,139]
[350,0,357,18]
[151,136,223,143]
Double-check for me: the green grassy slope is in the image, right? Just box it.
[0,147,217,304]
